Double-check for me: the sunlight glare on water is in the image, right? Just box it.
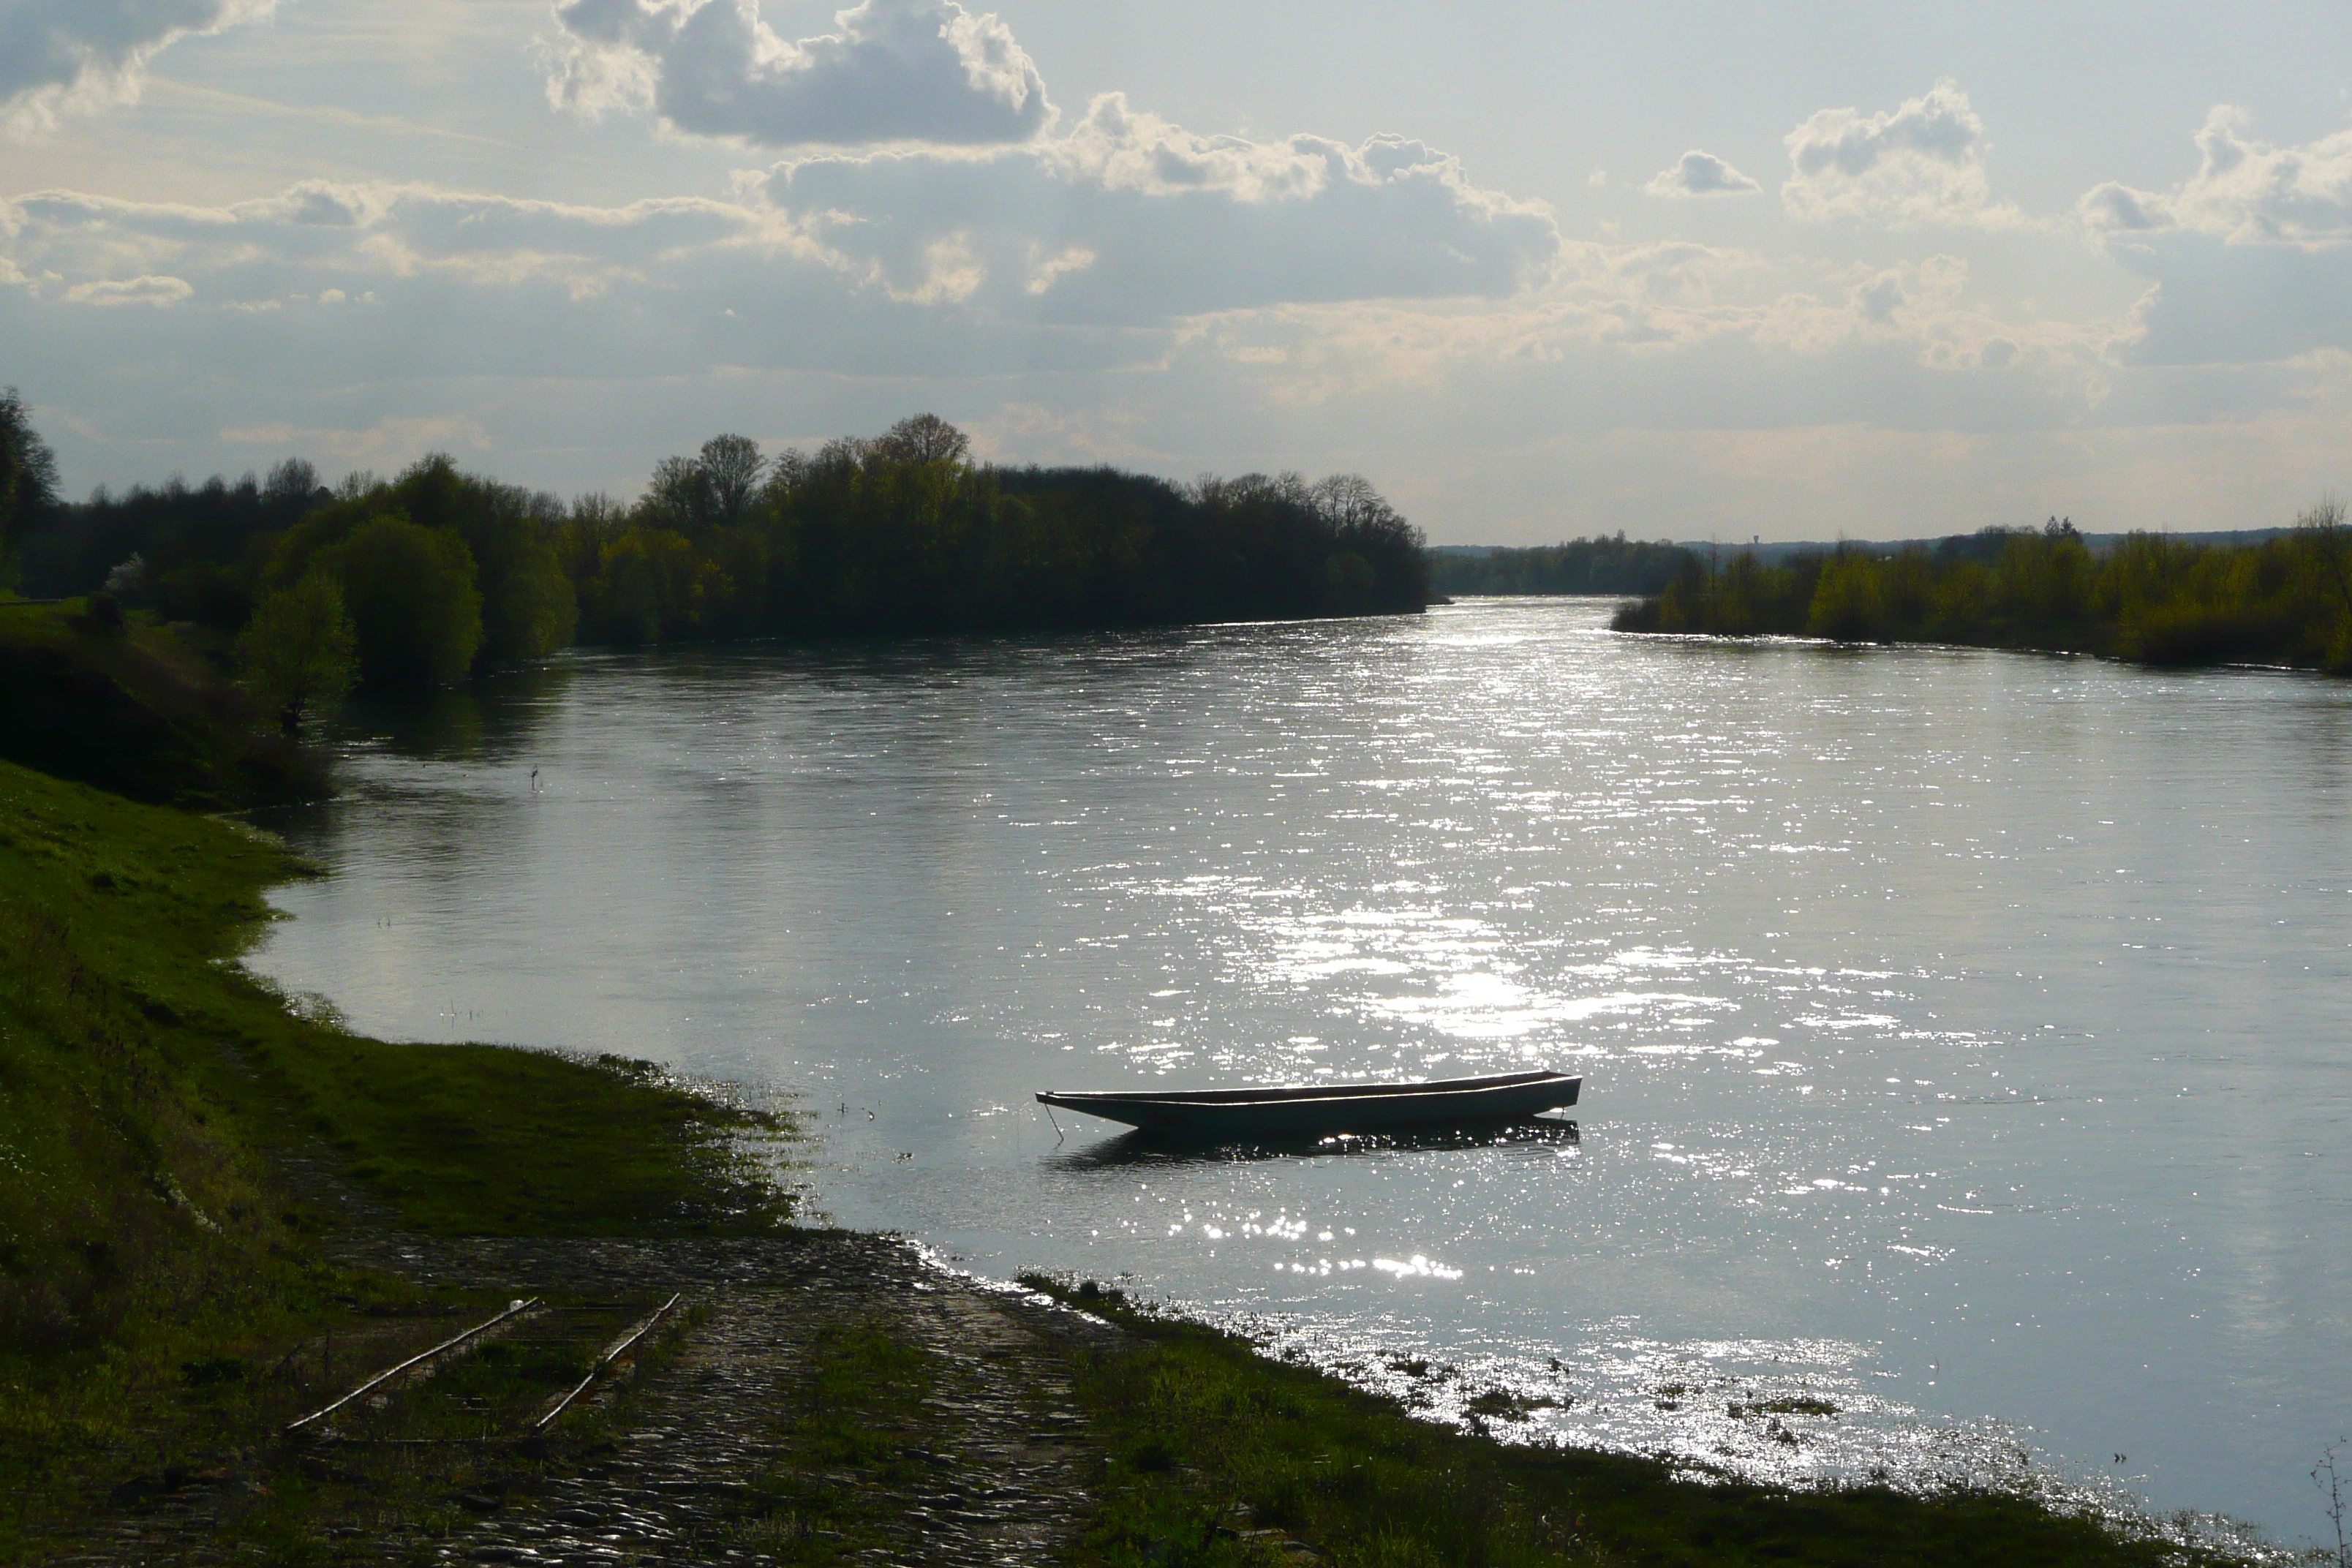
[248,598,2352,1545]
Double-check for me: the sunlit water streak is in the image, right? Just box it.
[248,599,2351,1546]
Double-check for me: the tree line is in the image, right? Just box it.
[5,410,1430,726]
[1612,514,2352,674]
[1431,535,1690,598]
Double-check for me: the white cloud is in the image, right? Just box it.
[222,413,494,464]
[1,105,1558,336]
[1781,78,2024,229]
[1,0,276,136]
[1644,150,1760,198]
[2079,107,2352,245]
[62,274,193,306]
[2078,181,2168,235]
[546,0,1052,147]
[2081,110,2352,366]
[3,180,783,304]
[765,94,1561,321]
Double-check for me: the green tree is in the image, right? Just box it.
[0,387,61,587]
[238,571,359,729]
[2287,497,2352,671]
[321,513,483,689]
[470,516,578,664]
[1807,551,1885,641]
[872,412,970,467]
[698,434,764,525]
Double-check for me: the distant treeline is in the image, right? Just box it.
[4,410,1429,716]
[1613,516,2352,673]
[1431,535,1691,598]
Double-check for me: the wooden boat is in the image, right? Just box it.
[1035,1068,1580,1139]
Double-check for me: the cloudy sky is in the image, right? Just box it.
[3,0,2349,542]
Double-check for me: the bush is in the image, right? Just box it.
[237,571,358,728]
[320,513,483,690]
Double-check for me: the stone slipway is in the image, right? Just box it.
[59,1231,1143,1567]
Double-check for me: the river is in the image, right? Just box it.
[247,597,2352,1545]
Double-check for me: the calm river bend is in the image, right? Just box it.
[248,597,2352,1545]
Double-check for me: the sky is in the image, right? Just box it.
[2,1,2350,543]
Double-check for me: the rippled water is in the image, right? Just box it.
[248,598,2352,1543]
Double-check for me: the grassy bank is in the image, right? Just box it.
[0,755,789,1557]
[1030,1281,2249,1568]
[0,599,327,807]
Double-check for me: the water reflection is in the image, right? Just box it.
[1042,1117,1581,1170]
[247,599,2352,1540]
[335,659,578,761]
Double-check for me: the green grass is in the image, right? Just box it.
[0,755,793,1558]
[734,1322,945,1561]
[1028,1281,2247,1568]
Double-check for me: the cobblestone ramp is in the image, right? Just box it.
[48,1233,1123,1567]
[446,1274,1104,1566]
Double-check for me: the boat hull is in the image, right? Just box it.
[1036,1069,1580,1139]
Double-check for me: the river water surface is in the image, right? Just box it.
[248,598,2352,1545]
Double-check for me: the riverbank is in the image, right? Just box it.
[0,600,328,807]
[0,755,2269,1566]
[0,755,788,1560]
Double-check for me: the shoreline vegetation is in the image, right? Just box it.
[1605,511,2352,675]
[1431,537,1692,600]
[6,408,1430,706]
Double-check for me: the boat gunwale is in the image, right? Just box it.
[1036,1068,1576,1110]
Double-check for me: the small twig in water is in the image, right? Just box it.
[2316,1438,2350,1568]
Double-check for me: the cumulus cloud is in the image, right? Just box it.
[2079,107,2352,245]
[0,129,2118,497]
[1643,150,1760,197]
[0,120,1556,377]
[1,0,276,135]
[546,0,1052,147]
[765,94,1560,321]
[0,102,1557,333]
[62,274,193,306]
[2078,109,2352,366]
[2078,181,2171,235]
[2,180,779,304]
[1781,78,2024,228]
